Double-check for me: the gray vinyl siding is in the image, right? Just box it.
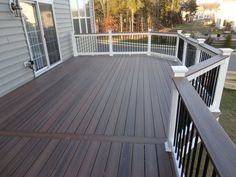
[54,0,74,61]
[0,1,34,97]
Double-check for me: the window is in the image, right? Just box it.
[71,0,92,34]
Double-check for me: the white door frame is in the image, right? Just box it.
[21,0,62,77]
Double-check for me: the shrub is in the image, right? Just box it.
[224,34,232,48]
[205,36,213,45]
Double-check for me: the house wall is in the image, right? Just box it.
[0,0,95,97]
[54,0,74,60]
[0,1,34,97]
[0,0,74,97]
[215,0,236,31]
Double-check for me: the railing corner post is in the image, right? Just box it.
[210,48,233,112]
[71,32,78,57]
[182,33,190,66]
[147,28,152,56]
[165,66,188,152]
[194,38,205,64]
[108,30,113,56]
[175,30,182,58]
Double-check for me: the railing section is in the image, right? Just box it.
[73,31,178,56]
[151,33,177,56]
[169,77,236,177]
[174,96,218,177]
[167,48,234,177]
[71,31,236,177]
[176,32,220,67]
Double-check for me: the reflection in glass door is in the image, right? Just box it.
[39,3,60,65]
[21,2,48,72]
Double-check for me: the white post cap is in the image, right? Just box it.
[185,33,191,38]
[219,48,234,56]
[171,66,188,77]
[197,38,205,44]
[177,30,182,34]
[148,28,152,32]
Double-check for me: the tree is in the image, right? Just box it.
[182,0,197,22]
[127,0,143,32]
[103,15,119,31]
[159,0,183,27]
[110,0,127,32]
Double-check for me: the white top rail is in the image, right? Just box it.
[74,31,178,37]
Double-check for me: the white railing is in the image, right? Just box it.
[72,31,233,110]
[71,30,235,177]
[72,31,233,113]
[72,30,178,58]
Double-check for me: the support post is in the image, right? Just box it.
[71,32,78,57]
[210,48,233,113]
[194,38,205,64]
[147,28,152,56]
[165,66,188,152]
[175,30,182,58]
[109,30,113,56]
[182,33,190,66]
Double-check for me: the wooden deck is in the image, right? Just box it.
[0,55,178,177]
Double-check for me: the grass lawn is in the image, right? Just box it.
[174,21,220,34]
[220,89,236,144]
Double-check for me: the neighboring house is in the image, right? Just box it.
[0,0,95,97]
[215,0,236,31]
[194,3,219,21]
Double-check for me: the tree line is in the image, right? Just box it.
[95,0,197,32]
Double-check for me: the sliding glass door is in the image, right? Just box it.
[21,2,48,71]
[21,1,61,76]
[39,3,60,65]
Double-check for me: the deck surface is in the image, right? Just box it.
[0,55,177,177]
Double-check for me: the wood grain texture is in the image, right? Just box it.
[0,55,177,177]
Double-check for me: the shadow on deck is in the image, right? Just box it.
[0,55,178,177]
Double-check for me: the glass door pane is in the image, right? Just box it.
[21,2,48,71]
[39,3,60,65]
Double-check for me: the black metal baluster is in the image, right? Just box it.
[200,73,206,101]
[202,154,210,177]
[202,71,209,105]
[177,100,184,156]
[179,107,188,167]
[195,142,204,177]
[211,169,216,177]
[174,97,181,147]
[211,66,220,104]
[181,114,191,176]
[189,133,199,177]
[185,123,195,177]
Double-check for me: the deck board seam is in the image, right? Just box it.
[0,131,166,144]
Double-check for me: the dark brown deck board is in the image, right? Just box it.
[0,137,176,177]
[0,55,177,177]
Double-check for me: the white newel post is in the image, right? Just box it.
[195,39,205,64]
[175,30,182,58]
[165,66,188,152]
[109,30,113,56]
[71,32,78,57]
[147,29,152,56]
[182,33,190,66]
[210,48,233,113]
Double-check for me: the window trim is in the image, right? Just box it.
[70,0,92,34]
